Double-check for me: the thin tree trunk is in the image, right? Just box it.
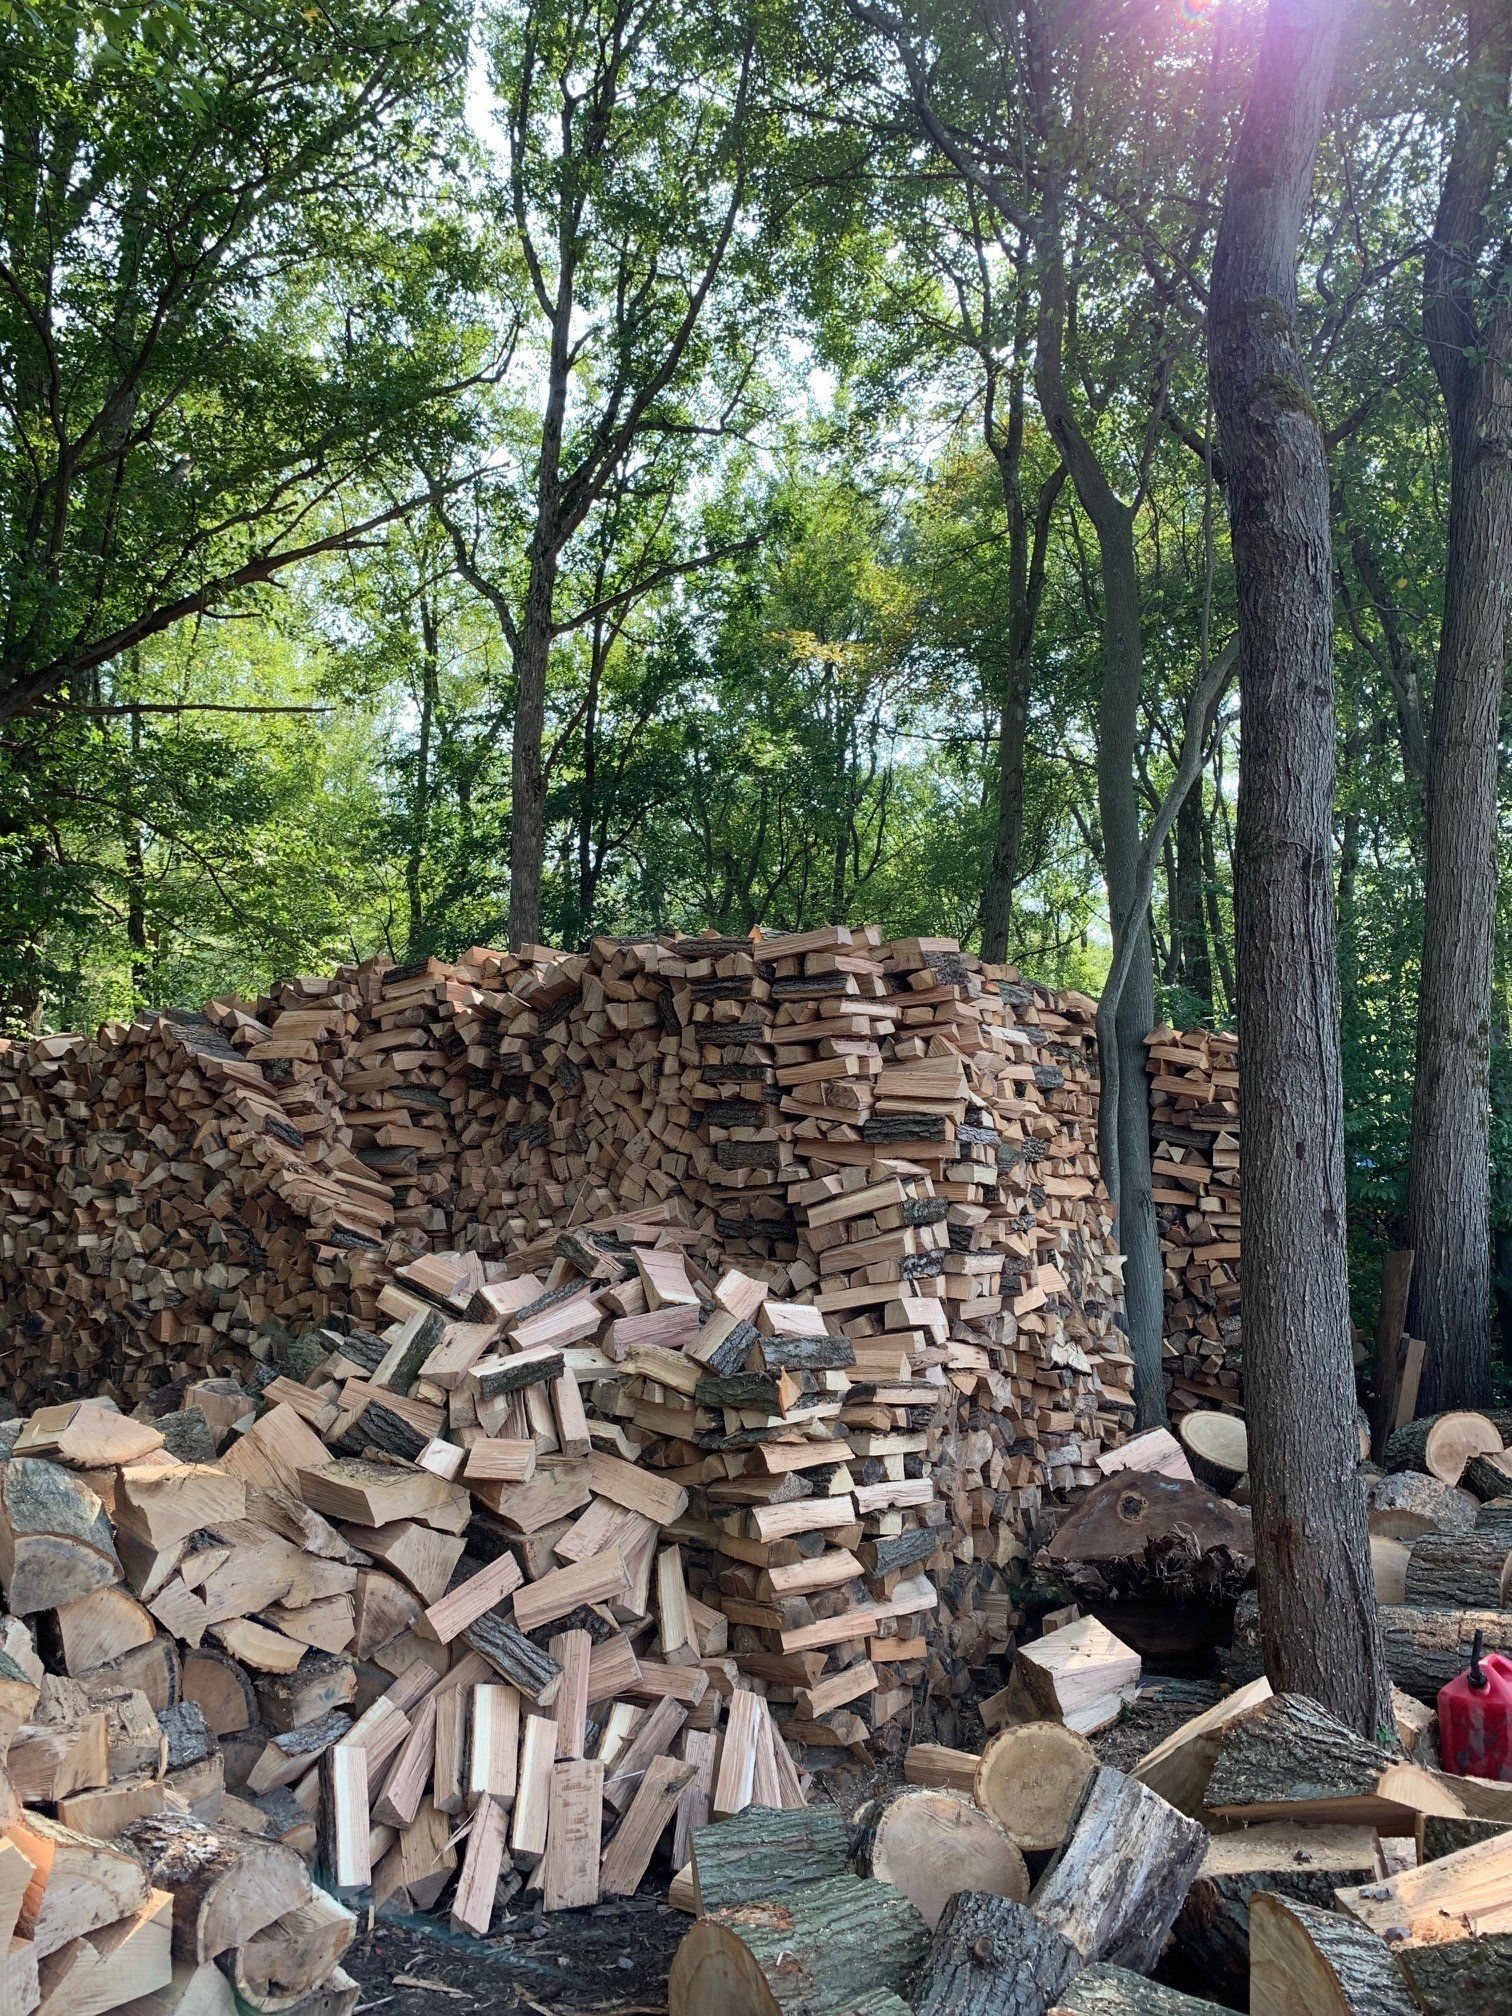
[404,596,438,960]
[1210,0,1391,1737]
[1201,799,1235,1013]
[1172,780,1212,1013]
[122,695,149,1003]
[1406,0,1512,1413]
[981,649,1030,962]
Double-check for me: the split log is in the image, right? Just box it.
[903,1744,978,1795]
[911,1892,1081,2016]
[1371,1535,1410,1605]
[1030,1765,1208,1974]
[121,1811,310,1962]
[1203,1691,1462,1834]
[1364,1469,1477,1541]
[974,1722,1098,1854]
[1132,1676,1271,1816]
[1048,1969,1229,2015]
[1419,1811,1512,1858]
[1176,1412,1248,1494]
[1171,1823,1385,2001]
[667,1872,930,2016]
[1461,1449,1512,1502]
[0,1462,122,1617]
[1385,1411,1501,1485]
[10,1812,150,1957]
[1335,1828,1512,2011]
[860,1788,1027,1930]
[1248,1895,1416,2016]
[1403,1531,1511,1609]
[996,1618,1141,1736]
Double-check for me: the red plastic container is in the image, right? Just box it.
[1438,1629,1512,1781]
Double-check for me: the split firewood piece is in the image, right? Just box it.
[461,1613,560,1706]
[37,1886,174,2016]
[586,1452,688,1527]
[10,1812,151,1957]
[902,1744,979,1795]
[461,1440,536,1485]
[710,1690,763,1819]
[244,1712,351,1798]
[15,1401,163,1470]
[351,1524,465,1607]
[668,1872,929,2016]
[274,1967,358,2016]
[322,1746,370,1892]
[1248,1895,1417,2016]
[509,1714,556,1865]
[0,1839,33,1947]
[605,1697,685,1813]
[974,1722,1098,1854]
[0,1461,122,1617]
[600,1754,695,1899]
[512,1552,628,1637]
[109,1957,235,2016]
[466,1687,518,1807]
[374,1695,438,1829]
[1048,1967,1231,2014]
[114,1470,245,1555]
[547,1630,590,1761]
[1403,1530,1512,1608]
[996,1617,1140,1736]
[207,1621,305,1677]
[294,1461,466,1534]
[1385,1410,1502,1485]
[1031,1766,1208,1974]
[222,1887,355,2012]
[688,1806,850,1914]
[180,1651,256,1739]
[1203,1691,1465,1834]
[1171,1823,1386,2002]
[0,1936,36,2016]
[859,1788,1027,1931]
[539,1759,604,1912]
[0,1649,41,1758]
[9,1714,108,1804]
[911,1891,1081,2016]
[671,1729,718,1873]
[415,1552,522,1645]
[1132,1676,1272,1815]
[1095,1427,1194,1484]
[1176,1412,1248,1494]
[1335,1828,1512,2013]
[449,1796,508,1937]
[118,1810,309,1964]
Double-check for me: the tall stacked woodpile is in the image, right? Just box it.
[1145,1025,1241,1415]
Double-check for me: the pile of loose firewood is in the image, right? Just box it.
[666,1645,1512,2016]
[1145,1025,1240,1416]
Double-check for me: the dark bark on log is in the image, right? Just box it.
[123,1808,311,1962]
[1049,1967,1228,2016]
[689,1806,850,1913]
[462,1612,561,1703]
[1249,1896,1417,2015]
[1419,1812,1511,1859]
[1210,0,1391,1738]
[912,1892,1081,2016]
[0,1458,122,1616]
[1385,1411,1500,1481]
[1379,1603,1512,1701]
[1399,1933,1512,2013]
[1031,1765,1208,1974]
[1403,1531,1509,1608]
[667,1872,929,2016]
[1172,1824,1382,2001]
[1462,1452,1512,1502]
[1203,1691,1439,1828]
[1364,1470,1477,1539]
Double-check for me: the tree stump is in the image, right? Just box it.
[860,1787,1027,1930]
[667,1873,929,2016]
[974,1721,1098,1853]
[911,1892,1081,2016]
[1031,1765,1208,1974]
[1249,1895,1416,2015]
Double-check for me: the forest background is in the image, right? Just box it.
[2,0,1507,1343]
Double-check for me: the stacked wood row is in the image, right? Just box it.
[1,930,1133,1685]
[1144,1026,1240,1416]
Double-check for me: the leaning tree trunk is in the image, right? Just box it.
[1406,0,1512,1414]
[1208,0,1392,1736]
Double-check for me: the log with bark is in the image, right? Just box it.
[1335,1827,1512,2013]
[1402,1530,1511,1609]
[857,1787,1028,1930]
[1202,1691,1464,1833]
[974,1722,1099,1853]
[1385,1411,1502,1485]
[1363,1468,1477,1541]
[1248,1894,1417,2015]
[1030,1765,1209,1973]
[1039,1474,1252,1606]
[1231,1589,1512,1704]
[1049,1969,1229,2016]
[911,1892,1081,2016]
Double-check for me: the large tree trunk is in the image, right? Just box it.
[1405,0,1512,1413]
[1209,0,1392,1736]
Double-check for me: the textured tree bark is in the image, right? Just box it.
[1208,0,1391,1739]
[1030,1765,1209,1975]
[1170,785,1213,1015]
[1402,1530,1510,1608]
[1249,1895,1417,2016]
[1400,1934,1512,2015]
[1406,0,1512,1412]
[1050,1968,1228,2016]
[912,1892,1081,2016]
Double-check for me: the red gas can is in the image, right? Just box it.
[1438,1629,1512,1780]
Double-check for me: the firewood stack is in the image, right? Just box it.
[1144,1025,1241,1416]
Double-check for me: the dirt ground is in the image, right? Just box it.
[344,1675,1225,2016]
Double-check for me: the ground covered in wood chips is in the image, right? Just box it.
[343,1676,1225,2015]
